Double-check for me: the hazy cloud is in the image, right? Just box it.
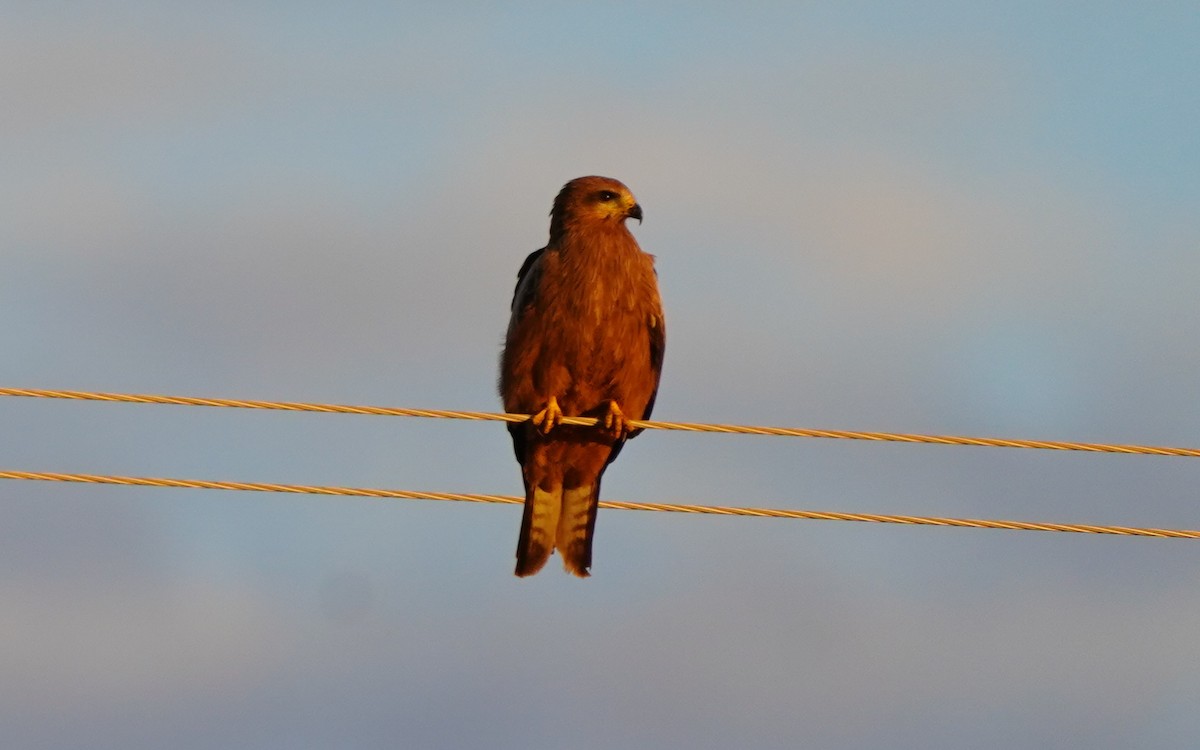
[3,4,1199,748]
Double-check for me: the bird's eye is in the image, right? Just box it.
[597,190,617,202]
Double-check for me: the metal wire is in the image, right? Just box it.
[4,386,1199,457]
[3,469,1197,539]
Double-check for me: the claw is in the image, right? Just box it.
[602,400,629,438]
[531,396,563,435]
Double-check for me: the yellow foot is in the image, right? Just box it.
[602,400,630,438]
[531,396,563,435]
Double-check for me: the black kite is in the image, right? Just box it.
[499,176,665,577]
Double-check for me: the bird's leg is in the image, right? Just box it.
[531,396,563,434]
[602,400,630,438]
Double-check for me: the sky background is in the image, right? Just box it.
[3,2,1200,748]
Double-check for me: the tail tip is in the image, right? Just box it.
[514,543,552,578]
[563,563,591,579]
[560,545,592,578]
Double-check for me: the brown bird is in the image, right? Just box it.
[499,176,665,577]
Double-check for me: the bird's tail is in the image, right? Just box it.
[515,481,560,577]
[557,480,600,578]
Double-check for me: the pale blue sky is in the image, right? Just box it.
[3,3,1199,748]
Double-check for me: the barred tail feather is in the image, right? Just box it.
[515,484,560,577]
[557,483,599,578]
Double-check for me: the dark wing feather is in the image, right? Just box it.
[640,312,666,424]
[510,247,545,309]
[505,248,546,465]
[606,308,666,465]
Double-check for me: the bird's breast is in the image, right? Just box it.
[537,250,656,372]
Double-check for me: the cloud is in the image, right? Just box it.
[3,7,1199,748]
[0,579,286,713]
[3,557,1186,749]
[0,16,250,138]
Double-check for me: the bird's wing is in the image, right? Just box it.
[504,247,547,466]
[510,247,545,311]
[641,310,666,424]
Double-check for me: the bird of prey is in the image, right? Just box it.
[499,176,665,577]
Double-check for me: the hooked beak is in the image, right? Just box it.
[627,203,643,224]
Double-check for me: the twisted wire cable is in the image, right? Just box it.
[3,386,1199,457]
[2,469,1197,539]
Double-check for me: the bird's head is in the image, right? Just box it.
[549,176,642,239]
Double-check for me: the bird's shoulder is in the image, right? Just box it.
[510,246,548,310]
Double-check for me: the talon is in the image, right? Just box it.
[531,396,563,435]
[603,401,629,438]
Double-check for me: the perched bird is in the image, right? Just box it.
[499,176,665,577]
